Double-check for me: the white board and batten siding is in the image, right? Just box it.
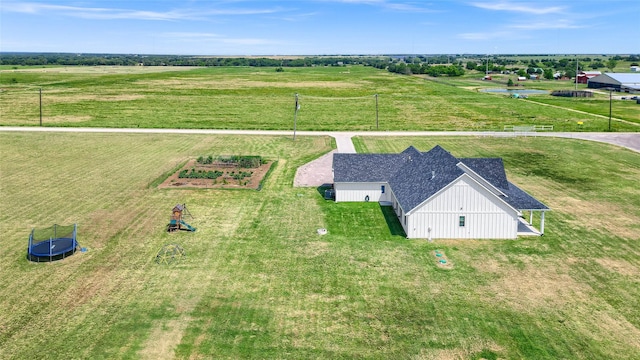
[334,182,391,203]
[405,175,519,239]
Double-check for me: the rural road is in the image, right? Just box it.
[1,127,638,152]
[2,127,638,187]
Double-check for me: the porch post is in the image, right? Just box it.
[540,211,545,235]
[529,211,533,225]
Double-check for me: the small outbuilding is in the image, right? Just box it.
[332,145,549,240]
[577,71,602,84]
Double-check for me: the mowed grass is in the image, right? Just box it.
[1,132,639,359]
[1,65,638,131]
[426,73,640,127]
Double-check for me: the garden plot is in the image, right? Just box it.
[158,155,273,189]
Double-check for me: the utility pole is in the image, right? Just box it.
[575,56,579,90]
[293,93,299,140]
[375,94,379,130]
[39,88,43,126]
[486,55,489,75]
[609,88,612,131]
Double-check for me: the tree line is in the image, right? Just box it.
[0,53,380,67]
[0,52,468,77]
[3,52,636,79]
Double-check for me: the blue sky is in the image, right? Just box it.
[1,0,638,55]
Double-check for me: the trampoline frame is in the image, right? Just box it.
[27,224,78,262]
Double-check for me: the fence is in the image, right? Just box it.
[551,90,593,98]
[503,125,553,135]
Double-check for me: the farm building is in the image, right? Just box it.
[332,145,549,240]
[587,73,640,93]
[576,71,601,84]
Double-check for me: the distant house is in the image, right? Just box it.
[517,76,527,81]
[553,72,570,80]
[577,71,601,84]
[332,146,549,240]
[587,73,640,93]
[529,74,539,80]
[631,66,640,72]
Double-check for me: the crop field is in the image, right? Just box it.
[1,65,638,132]
[1,131,639,359]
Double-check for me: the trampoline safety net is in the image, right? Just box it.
[32,224,75,242]
[28,224,78,262]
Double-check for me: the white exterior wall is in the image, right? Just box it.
[405,176,518,239]
[334,182,391,203]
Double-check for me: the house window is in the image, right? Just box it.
[381,185,385,194]
[459,216,466,227]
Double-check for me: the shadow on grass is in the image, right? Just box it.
[380,205,406,237]
[317,185,406,237]
[316,184,334,199]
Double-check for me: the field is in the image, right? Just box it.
[1,65,639,131]
[423,73,640,127]
[1,131,639,359]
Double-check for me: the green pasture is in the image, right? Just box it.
[1,65,638,131]
[1,132,639,359]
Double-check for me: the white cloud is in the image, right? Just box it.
[221,38,280,45]
[164,32,222,39]
[162,32,281,46]
[509,21,584,30]
[457,30,527,40]
[470,1,565,15]
[1,1,280,21]
[319,0,438,13]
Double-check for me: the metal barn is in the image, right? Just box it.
[588,73,640,93]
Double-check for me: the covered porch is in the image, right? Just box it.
[517,209,548,236]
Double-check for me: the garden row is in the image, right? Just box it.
[196,155,264,168]
[178,168,254,180]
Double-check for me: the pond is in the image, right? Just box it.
[480,88,549,94]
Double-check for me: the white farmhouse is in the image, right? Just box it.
[332,145,549,239]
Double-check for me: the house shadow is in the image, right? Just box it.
[316,184,334,199]
[379,205,406,237]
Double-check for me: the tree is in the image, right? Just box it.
[507,78,514,87]
[466,61,477,70]
[517,69,527,77]
[543,68,554,80]
[606,59,618,72]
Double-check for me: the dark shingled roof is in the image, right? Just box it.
[332,153,406,182]
[333,145,549,212]
[500,182,549,210]
[459,158,510,190]
[388,145,463,212]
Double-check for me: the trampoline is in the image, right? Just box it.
[27,224,78,262]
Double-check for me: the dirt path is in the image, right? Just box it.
[2,127,638,188]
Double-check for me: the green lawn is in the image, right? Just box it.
[2,65,638,131]
[526,96,640,126]
[1,132,639,359]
